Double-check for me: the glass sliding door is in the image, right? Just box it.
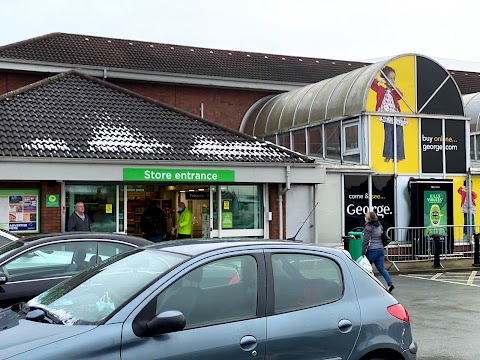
[211,184,264,238]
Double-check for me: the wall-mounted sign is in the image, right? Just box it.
[105,204,113,214]
[0,189,40,234]
[344,175,395,235]
[46,194,59,208]
[421,119,466,174]
[124,168,235,183]
[222,212,233,228]
[186,192,209,200]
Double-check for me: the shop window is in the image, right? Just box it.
[277,132,290,149]
[292,129,306,154]
[308,125,323,158]
[474,134,480,160]
[325,122,341,160]
[213,185,263,230]
[471,136,476,161]
[264,134,277,144]
[342,121,360,163]
[65,185,116,232]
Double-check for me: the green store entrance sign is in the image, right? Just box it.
[124,168,235,183]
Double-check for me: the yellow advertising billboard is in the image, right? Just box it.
[366,56,418,174]
[449,176,479,238]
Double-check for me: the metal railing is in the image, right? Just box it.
[384,225,477,271]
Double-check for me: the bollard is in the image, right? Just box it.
[473,233,480,267]
[432,234,442,269]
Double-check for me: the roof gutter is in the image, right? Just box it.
[0,58,305,92]
[0,156,318,167]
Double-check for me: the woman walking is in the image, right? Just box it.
[362,211,394,293]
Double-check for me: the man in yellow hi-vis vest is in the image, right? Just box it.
[175,202,192,239]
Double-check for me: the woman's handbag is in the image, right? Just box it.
[381,230,392,247]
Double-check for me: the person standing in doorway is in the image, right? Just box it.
[362,211,394,293]
[67,201,91,231]
[140,200,167,242]
[175,202,192,239]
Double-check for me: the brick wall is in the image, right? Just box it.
[40,181,62,233]
[0,71,47,95]
[268,184,286,239]
[111,80,272,131]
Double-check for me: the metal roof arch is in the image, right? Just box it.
[243,54,465,138]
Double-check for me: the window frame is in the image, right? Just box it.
[342,120,360,157]
[264,251,344,315]
[135,251,267,330]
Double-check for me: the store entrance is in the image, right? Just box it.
[126,184,209,238]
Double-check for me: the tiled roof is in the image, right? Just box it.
[0,33,368,84]
[0,71,311,163]
[1,32,480,94]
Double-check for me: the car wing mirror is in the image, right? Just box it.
[0,272,7,285]
[0,271,7,292]
[146,310,186,336]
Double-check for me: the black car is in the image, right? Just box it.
[0,232,152,308]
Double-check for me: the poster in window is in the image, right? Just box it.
[0,189,40,233]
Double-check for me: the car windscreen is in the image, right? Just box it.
[26,249,188,325]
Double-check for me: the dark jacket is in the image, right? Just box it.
[140,203,167,240]
[362,219,383,255]
[67,212,91,231]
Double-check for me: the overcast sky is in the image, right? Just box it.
[2,0,480,64]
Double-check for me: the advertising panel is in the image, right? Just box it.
[423,190,447,228]
[449,176,479,240]
[366,55,418,174]
[344,175,395,235]
[0,189,40,233]
[421,119,466,174]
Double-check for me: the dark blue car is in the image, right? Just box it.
[0,239,417,359]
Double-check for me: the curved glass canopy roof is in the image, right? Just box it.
[243,54,464,138]
[464,93,480,132]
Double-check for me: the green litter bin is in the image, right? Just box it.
[347,231,364,261]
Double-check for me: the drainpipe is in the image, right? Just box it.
[278,166,291,239]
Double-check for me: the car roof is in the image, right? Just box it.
[0,229,19,241]
[17,232,152,247]
[147,238,344,257]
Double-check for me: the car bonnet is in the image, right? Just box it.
[0,307,95,357]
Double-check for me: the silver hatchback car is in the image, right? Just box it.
[0,239,417,359]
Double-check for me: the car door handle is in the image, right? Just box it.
[338,319,353,333]
[240,335,257,351]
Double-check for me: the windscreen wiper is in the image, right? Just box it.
[25,305,63,324]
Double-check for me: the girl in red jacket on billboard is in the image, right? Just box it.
[370,66,408,162]
[458,180,477,238]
